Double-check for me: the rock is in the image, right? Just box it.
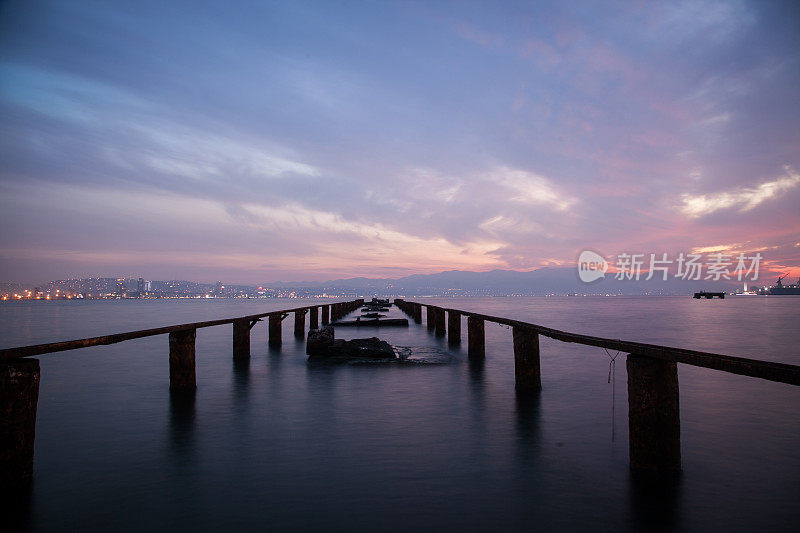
[308,335,396,362]
[306,326,334,356]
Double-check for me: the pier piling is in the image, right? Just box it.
[309,306,319,330]
[513,327,541,393]
[169,329,196,391]
[426,306,434,330]
[322,305,330,325]
[467,316,485,360]
[434,307,446,336]
[627,354,681,473]
[447,310,461,345]
[232,319,250,359]
[413,303,422,324]
[294,310,306,339]
[0,358,39,487]
[268,314,283,346]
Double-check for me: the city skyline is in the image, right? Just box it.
[1,1,799,284]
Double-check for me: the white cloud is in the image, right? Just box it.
[487,167,576,211]
[680,167,800,217]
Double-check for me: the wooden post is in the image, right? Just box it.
[268,314,282,346]
[1,358,40,487]
[413,303,422,324]
[426,305,434,330]
[322,305,330,325]
[467,316,485,360]
[513,327,541,393]
[309,306,319,330]
[434,307,446,336]
[627,354,681,473]
[169,329,196,391]
[232,319,250,359]
[294,310,306,339]
[447,310,461,344]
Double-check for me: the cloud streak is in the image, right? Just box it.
[681,167,800,217]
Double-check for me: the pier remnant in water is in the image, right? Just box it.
[307,326,335,355]
[306,326,395,361]
[169,329,196,391]
[426,306,434,330]
[268,313,285,346]
[309,306,319,330]
[513,327,541,393]
[0,358,39,487]
[467,316,485,360]
[448,310,461,346]
[233,319,250,359]
[294,310,306,339]
[434,307,446,337]
[627,354,681,473]
[322,305,330,325]
[413,303,422,324]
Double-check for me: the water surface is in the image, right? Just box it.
[1,296,798,531]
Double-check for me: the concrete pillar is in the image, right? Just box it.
[627,354,681,474]
[467,316,485,360]
[309,306,319,330]
[513,327,541,393]
[232,319,250,359]
[426,305,434,330]
[294,310,306,339]
[1,359,40,487]
[268,314,282,346]
[322,305,330,325]
[169,329,196,391]
[434,307,446,337]
[413,303,422,324]
[448,310,461,345]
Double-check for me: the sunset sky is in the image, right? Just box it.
[1,0,798,283]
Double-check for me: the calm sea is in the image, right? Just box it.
[1,296,799,532]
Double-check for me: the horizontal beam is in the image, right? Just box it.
[410,302,800,386]
[0,301,358,361]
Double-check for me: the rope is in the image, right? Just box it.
[603,347,621,442]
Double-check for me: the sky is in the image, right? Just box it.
[0,0,798,284]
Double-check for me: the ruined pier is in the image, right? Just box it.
[2,296,799,486]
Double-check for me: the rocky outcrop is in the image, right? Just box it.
[306,327,396,362]
[307,326,335,356]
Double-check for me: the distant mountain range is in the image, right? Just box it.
[264,267,750,296]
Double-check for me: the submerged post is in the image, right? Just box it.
[413,303,422,324]
[309,306,319,330]
[513,327,541,393]
[169,329,196,391]
[232,319,250,359]
[0,358,40,487]
[322,305,330,325]
[426,305,434,330]
[627,354,681,474]
[294,310,306,339]
[448,310,461,345]
[434,307,446,337]
[268,314,282,346]
[467,316,485,360]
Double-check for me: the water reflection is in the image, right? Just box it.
[628,471,683,531]
[2,482,33,531]
[514,393,542,458]
[232,358,250,406]
[168,390,196,466]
